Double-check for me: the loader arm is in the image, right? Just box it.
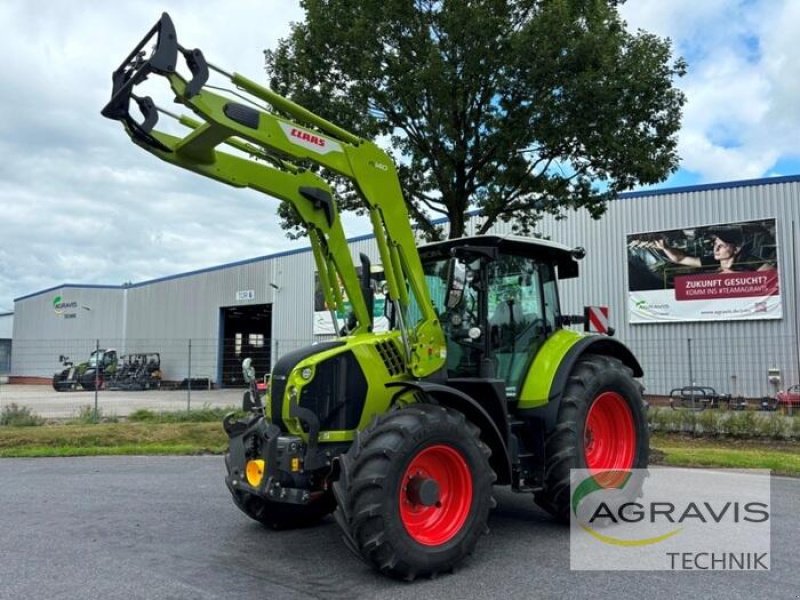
[140,115,369,336]
[102,12,444,377]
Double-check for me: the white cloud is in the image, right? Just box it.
[0,1,326,311]
[621,0,800,183]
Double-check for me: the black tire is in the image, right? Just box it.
[80,370,103,391]
[52,372,67,392]
[534,354,649,523]
[224,453,335,530]
[333,404,496,581]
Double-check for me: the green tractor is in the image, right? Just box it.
[102,14,648,580]
[52,348,119,391]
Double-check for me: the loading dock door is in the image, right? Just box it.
[220,304,272,387]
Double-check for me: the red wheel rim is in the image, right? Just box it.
[399,444,472,546]
[584,391,636,473]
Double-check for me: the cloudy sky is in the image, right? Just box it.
[1,0,799,312]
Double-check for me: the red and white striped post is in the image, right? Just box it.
[584,306,610,335]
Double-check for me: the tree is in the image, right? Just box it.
[265,0,686,240]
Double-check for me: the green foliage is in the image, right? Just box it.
[128,405,241,423]
[73,405,97,424]
[0,403,44,427]
[757,413,790,439]
[724,410,756,438]
[696,409,722,436]
[126,409,156,421]
[266,0,686,239]
[648,407,673,432]
[676,407,698,433]
[649,407,796,440]
[70,405,119,425]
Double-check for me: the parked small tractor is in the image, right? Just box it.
[103,14,649,580]
[52,349,118,391]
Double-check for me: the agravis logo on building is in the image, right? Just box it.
[52,295,78,315]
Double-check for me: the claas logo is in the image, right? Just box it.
[290,127,326,148]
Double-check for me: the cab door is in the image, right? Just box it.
[486,254,559,397]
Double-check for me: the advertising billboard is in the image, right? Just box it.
[627,218,780,323]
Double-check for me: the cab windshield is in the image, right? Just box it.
[87,351,102,368]
[415,251,559,395]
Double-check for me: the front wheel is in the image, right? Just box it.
[333,404,496,581]
[535,354,649,523]
[52,372,68,391]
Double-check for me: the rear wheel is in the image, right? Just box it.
[80,370,103,391]
[535,354,648,523]
[333,404,495,580]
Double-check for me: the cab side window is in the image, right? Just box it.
[541,264,560,334]
[488,255,548,392]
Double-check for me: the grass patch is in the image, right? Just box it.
[651,433,800,477]
[0,422,227,458]
[1,411,798,475]
[0,403,45,427]
[128,405,241,423]
[67,405,120,425]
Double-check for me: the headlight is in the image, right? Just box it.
[300,366,313,381]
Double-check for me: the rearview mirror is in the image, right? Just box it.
[242,358,255,383]
[446,259,466,309]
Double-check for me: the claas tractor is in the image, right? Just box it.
[102,13,648,580]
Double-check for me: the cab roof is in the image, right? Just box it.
[419,234,581,279]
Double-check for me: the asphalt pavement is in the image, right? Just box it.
[0,456,797,600]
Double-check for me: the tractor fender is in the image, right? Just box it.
[520,335,643,431]
[387,381,512,485]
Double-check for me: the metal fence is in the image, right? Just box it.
[629,332,799,401]
[2,337,315,420]
[2,332,798,420]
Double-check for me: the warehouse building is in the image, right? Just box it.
[11,175,800,398]
[0,312,12,375]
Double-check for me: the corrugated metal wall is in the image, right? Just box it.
[124,259,276,381]
[486,180,800,398]
[11,287,126,377]
[12,178,800,395]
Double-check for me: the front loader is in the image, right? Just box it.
[102,13,649,580]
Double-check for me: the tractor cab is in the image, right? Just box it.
[87,349,118,370]
[417,235,581,396]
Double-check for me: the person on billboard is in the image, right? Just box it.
[650,228,774,273]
